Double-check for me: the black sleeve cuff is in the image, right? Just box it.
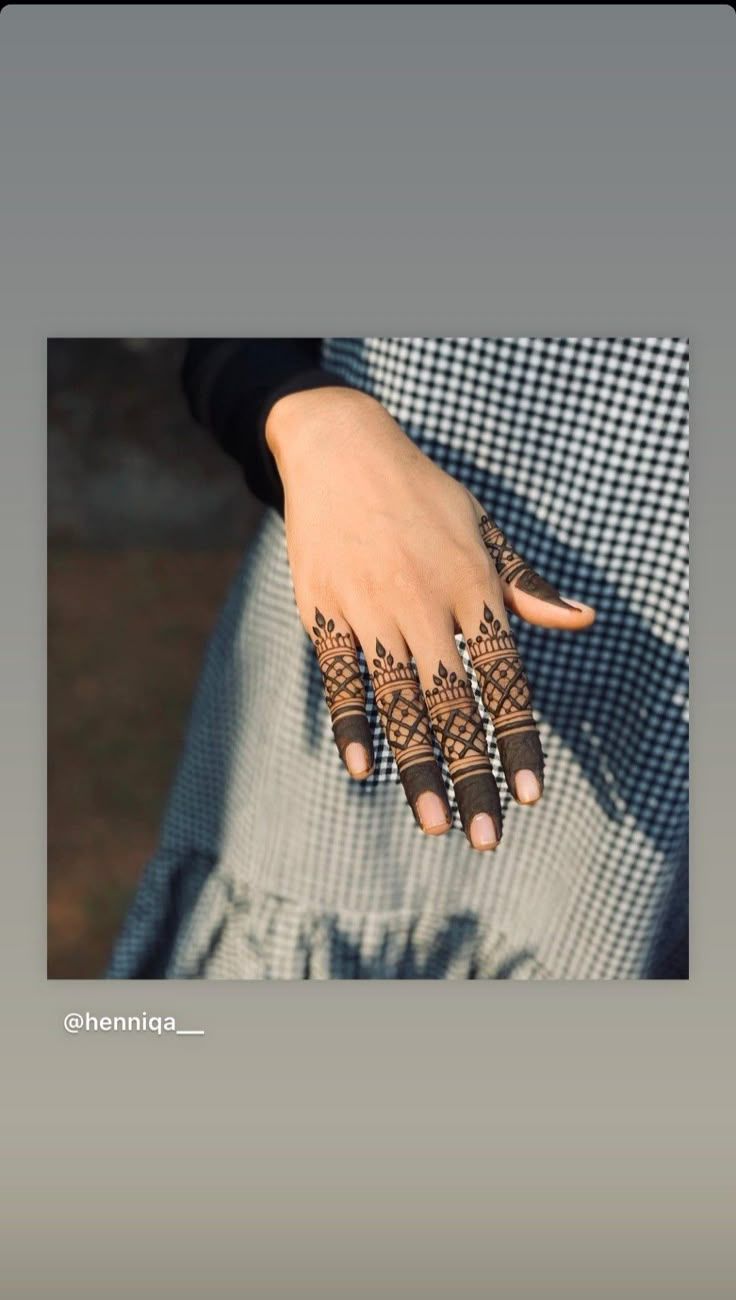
[179,339,359,514]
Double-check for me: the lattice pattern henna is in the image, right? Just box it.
[312,607,373,768]
[466,603,544,793]
[371,641,434,773]
[312,608,366,722]
[424,661,502,840]
[466,604,535,741]
[371,640,450,827]
[425,663,492,781]
[478,514,576,610]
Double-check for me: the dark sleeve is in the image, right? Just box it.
[179,338,359,514]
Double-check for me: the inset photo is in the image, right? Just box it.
[47,337,689,980]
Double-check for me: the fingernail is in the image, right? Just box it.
[469,813,498,850]
[416,791,452,833]
[515,770,541,804]
[344,742,372,778]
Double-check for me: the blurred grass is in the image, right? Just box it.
[48,544,244,977]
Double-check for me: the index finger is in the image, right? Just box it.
[463,600,545,805]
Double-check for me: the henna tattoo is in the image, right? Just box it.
[425,663,488,773]
[313,608,373,770]
[425,662,502,840]
[466,604,545,795]
[371,641,450,828]
[479,515,578,611]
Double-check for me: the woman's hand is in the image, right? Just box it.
[265,386,596,851]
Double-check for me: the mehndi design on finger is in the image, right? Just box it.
[425,662,503,841]
[466,605,545,794]
[371,641,450,827]
[478,514,578,611]
[313,608,373,771]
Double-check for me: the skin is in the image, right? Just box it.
[265,386,596,851]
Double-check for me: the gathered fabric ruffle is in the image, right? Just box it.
[108,850,553,981]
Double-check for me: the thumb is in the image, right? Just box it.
[477,511,597,632]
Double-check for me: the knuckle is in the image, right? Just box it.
[456,549,493,590]
[454,563,496,612]
[296,586,336,636]
[387,569,431,608]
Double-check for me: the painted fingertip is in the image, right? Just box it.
[515,770,542,804]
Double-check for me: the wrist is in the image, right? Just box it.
[265,385,384,469]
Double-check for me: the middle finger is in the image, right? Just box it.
[457,592,545,806]
[351,616,453,837]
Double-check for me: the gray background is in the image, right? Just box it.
[0,4,731,1295]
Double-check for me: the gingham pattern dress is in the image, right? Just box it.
[107,337,689,980]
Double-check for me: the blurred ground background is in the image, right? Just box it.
[48,340,263,977]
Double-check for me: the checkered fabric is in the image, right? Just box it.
[107,337,689,980]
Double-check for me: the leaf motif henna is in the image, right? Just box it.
[466,603,545,796]
[478,515,578,611]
